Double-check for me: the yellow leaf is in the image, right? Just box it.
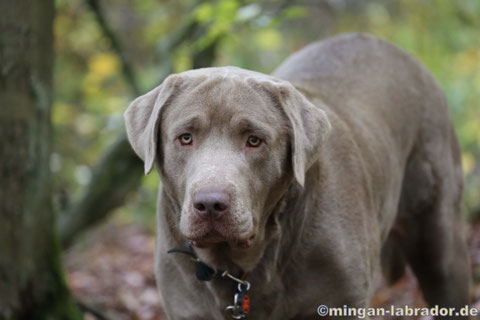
[88,52,120,80]
[462,152,475,175]
[217,0,239,22]
[195,3,214,23]
[255,29,282,51]
[454,47,480,75]
[52,102,75,125]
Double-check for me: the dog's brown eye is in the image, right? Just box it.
[247,135,262,147]
[179,133,193,145]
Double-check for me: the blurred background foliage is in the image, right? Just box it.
[53,0,480,234]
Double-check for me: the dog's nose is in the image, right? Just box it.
[193,187,230,219]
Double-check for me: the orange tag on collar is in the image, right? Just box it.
[242,294,250,314]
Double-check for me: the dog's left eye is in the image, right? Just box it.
[179,133,193,145]
[247,135,262,147]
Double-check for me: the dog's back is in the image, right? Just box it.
[274,32,446,237]
[275,33,470,314]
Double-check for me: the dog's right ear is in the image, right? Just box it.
[124,75,179,175]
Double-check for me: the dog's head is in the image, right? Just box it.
[124,67,330,262]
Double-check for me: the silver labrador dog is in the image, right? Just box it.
[124,34,470,319]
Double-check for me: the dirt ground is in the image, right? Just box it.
[64,219,480,320]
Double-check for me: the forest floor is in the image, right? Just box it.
[64,218,480,320]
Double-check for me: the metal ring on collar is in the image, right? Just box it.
[237,280,251,292]
[226,305,245,319]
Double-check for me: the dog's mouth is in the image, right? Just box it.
[191,229,225,244]
[188,229,256,249]
[182,203,255,248]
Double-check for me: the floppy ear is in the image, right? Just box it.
[277,83,331,187]
[124,75,179,174]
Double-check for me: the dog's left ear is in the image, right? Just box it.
[276,82,331,187]
[124,75,179,174]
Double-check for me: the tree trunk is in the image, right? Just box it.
[0,1,81,319]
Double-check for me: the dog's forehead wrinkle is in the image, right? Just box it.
[182,68,279,105]
[168,114,203,135]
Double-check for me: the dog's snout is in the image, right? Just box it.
[193,187,230,219]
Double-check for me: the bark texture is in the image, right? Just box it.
[0,1,81,319]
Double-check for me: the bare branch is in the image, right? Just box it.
[59,137,143,248]
[85,0,141,96]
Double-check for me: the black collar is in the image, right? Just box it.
[168,241,251,319]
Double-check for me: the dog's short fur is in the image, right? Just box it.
[124,34,470,319]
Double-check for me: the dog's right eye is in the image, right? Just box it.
[179,133,193,145]
[247,135,262,148]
